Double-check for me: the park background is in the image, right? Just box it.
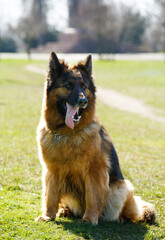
[0,0,165,239]
[0,0,165,56]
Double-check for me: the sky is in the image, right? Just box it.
[0,0,22,29]
[113,0,156,15]
[0,0,69,31]
[0,0,156,32]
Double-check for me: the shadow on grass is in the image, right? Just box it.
[56,218,152,240]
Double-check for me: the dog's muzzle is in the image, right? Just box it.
[77,97,88,108]
[77,92,88,108]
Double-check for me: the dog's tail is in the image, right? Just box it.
[121,192,156,223]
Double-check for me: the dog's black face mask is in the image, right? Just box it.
[46,52,95,130]
[57,70,89,129]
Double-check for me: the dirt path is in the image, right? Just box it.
[26,65,165,123]
[97,87,165,123]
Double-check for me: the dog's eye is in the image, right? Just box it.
[82,83,87,90]
[65,83,73,90]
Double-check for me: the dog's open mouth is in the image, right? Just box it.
[65,103,82,129]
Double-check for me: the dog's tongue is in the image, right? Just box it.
[65,103,79,129]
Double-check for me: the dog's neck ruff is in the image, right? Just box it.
[52,121,99,143]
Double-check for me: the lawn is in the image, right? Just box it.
[0,59,164,239]
[95,60,165,117]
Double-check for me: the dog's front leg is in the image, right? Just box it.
[83,174,104,225]
[36,170,60,222]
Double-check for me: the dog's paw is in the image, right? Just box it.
[57,207,73,217]
[35,215,55,222]
[82,216,98,225]
[144,209,156,223]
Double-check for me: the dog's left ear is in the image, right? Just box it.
[84,54,92,75]
[83,54,95,93]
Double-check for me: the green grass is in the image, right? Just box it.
[94,60,165,115]
[0,59,164,239]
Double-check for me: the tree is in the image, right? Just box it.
[68,0,118,55]
[68,0,147,54]
[0,37,17,52]
[83,1,109,55]
[103,4,120,53]
[155,0,165,52]
[16,0,58,57]
[68,0,80,28]
[16,0,47,57]
[0,31,1,59]
[119,6,146,52]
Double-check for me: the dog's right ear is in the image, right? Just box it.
[47,52,63,92]
[49,52,62,75]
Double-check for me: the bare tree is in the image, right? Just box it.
[68,0,118,55]
[119,5,146,52]
[0,29,1,60]
[83,1,109,55]
[158,0,165,52]
[0,5,3,59]
[148,0,165,54]
[68,0,80,28]
[68,0,147,54]
[17,0,48,58]
[104,5,120,54]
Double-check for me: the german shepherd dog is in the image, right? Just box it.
[36,52,156,225]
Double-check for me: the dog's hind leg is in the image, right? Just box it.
[102,179,156,223]
[102,180,133,222]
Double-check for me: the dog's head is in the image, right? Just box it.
[45,52,96,131]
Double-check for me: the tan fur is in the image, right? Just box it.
[36,53,156,225]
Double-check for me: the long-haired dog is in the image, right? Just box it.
[36,52,156,225]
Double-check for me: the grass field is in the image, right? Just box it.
[0,59,164,240]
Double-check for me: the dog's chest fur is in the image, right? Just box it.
[37,121,104,173]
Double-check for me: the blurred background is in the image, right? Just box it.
[0,2,165,239]
[0,0,165,57]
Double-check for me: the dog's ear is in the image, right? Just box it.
[82,54,95,93]
[75,54,95,94]
[47,52,64,92]
[84,54,92,75]
[49,52,62,75]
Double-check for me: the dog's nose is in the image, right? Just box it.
[77,97,88,108]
